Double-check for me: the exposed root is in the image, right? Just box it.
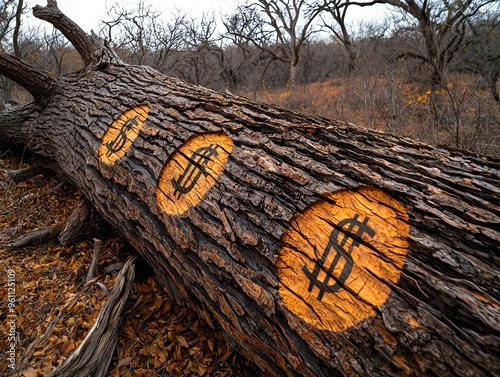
[0,226,20,239]
[6,196,106,249]
[47,179,67,193]
[8,224,63,248]
[104,261,125,274]
[0,155,62,183]
[59,198,94,246]
[1,165,42,183]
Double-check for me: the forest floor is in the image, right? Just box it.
[0,152,260,376]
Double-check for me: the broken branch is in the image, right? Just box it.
[32,1,123,69]
[86,238,102,283]
[0,53,55,103]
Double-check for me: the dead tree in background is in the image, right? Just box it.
[0,0,25,108]
[1,2,499,376]
[346,0,498,90]
[319,0,358,73]
[225,0,324,91]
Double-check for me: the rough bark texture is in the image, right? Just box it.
[0,54,55,102]
[1,64,499,376]
[58,197,103,246]
[0,3,499,376]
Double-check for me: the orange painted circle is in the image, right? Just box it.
[156,133,233,215]
[98,105,150,165]
[277,187,409,332]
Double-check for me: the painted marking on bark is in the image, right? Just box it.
[156,133,233,215]
[277,187,409,332]
[302,214,375,301]
[98,105,150,165]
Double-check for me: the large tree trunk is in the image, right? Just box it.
[1,3,499,376]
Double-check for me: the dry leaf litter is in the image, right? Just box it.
[0,153,261,377]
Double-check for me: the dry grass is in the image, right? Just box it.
[241,74,500,156]
[0,153,259,377]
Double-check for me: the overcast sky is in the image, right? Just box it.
[25,0,389,34]
[24,0,235,32]
[22,0,386,38]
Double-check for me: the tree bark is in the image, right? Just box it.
[1,3,499,377]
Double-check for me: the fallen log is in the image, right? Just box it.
[1,2,499,376]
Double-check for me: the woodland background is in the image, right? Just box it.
[1,0,499,156]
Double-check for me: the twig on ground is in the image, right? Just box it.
[86,238,102,283]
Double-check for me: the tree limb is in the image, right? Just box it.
[32,0,122,68]
[9,224,63,248]
[0,53,55,103]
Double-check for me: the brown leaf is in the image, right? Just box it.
[117,356,132,368]
[22,367,39,377]
[177,335,189,348]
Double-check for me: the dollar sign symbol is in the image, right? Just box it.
[171,144,220,199]
[106,116,139,157]
[302,214,375,301]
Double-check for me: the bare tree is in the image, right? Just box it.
[12,0,24,57]
[42,29,80,74]
[99,0,162,65]
[0,0,17,50]
[0,0,26,109]
[99,0,186,71]
[343,0,498,90]
[318,0,358,72]
[330,0,499,149]
[462,12,500,103]
[178,13,221,86]
[225,0,324,91]
[150,11,186,73]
